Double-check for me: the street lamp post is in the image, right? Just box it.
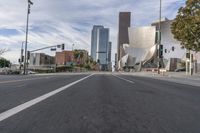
[72,44,75,51]
[23,0,33,75]
[157,0,162,74]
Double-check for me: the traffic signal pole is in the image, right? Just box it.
[29,44,65,53]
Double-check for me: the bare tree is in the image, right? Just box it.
[0,49,8,56]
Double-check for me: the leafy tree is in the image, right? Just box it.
[73,50,79,60]
[79,51,84,64]
[84,64,91,70]
[0,58,11,68]
[73,50,85,65]
[89,57,93,63]
[171,0,200,52]
[80,51,83,58]
[93,61,97,65]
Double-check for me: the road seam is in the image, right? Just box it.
[0,74,94,122]
[0,76,54,84]
[112,74,135,84]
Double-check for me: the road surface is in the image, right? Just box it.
[0,73,200,133]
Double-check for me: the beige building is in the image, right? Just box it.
[29,53,55,68]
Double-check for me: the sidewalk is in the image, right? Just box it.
[121,71,200,87]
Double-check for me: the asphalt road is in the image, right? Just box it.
[0,73,200,133]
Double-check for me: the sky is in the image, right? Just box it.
[0,0,186,64]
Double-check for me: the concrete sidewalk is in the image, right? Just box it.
[121,71,200,87]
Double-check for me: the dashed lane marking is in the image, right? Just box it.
[112,74,135,84]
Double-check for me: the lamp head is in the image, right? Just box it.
[28,0,33,5]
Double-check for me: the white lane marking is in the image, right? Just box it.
[0,74,94,122]
[112,74,135,84]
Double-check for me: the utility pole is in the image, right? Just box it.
[23,0,33,75]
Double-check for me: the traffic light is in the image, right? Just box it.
[164,49,167,53]
[27,51,30,60]
[159,44,163,58]
[21,56,24,62]
[172,46,175,51]
[61,44,65,50]
[186,53,190,59]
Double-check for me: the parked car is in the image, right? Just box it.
[28,70,36,74]
[175,68,186,72]
[20,70,37,74]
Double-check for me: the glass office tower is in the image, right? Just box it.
[91,25,104,61]
[91,25,110,70]
[96,28,109,65]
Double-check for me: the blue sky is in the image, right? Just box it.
[0,0,186,63]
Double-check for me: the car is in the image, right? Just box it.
[28,70,37,74]
[175,68,186,72]
[20,70,36,74]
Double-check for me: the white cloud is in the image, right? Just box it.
[0,0,186,63]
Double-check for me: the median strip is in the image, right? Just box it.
[0,74,94,122]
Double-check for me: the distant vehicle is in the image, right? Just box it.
[28,70,36,74]
[175,68,186,72]
[21,70,36,74]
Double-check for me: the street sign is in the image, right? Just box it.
[51,48,57,51]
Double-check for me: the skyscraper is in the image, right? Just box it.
[114,53,118,71]
[96,28,109,66]
[107,42,112,71]
[117,12,131,61]
[91,25,104,61]
[107,42,112,63]
[91,25,110,70]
